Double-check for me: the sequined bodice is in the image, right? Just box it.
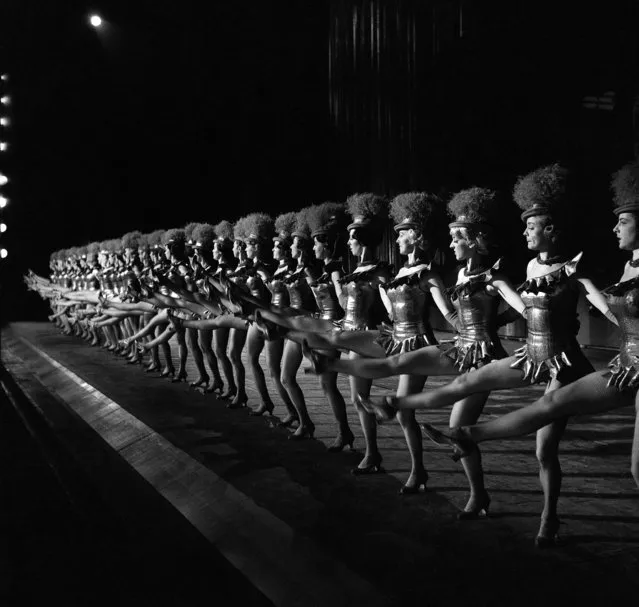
[451,283,501,345]
[518,261,581,361]
[383,271,432,340]
[311,261,344,321]
[285,269,315,311]
[268,264,292,308]
[605,278,639,367]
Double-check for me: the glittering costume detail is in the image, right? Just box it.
[338,262,391,331]
[603,277,639,392]
[267,261,294,309]
[376,267,437,355]
[509,253,586,383]
[311,260,344,321]
[441,259,508,371]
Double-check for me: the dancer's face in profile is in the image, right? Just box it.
[291,236,302,260]
[449,228,472,261]
[614,212,639,251]
[246,241,257,259]
[272,240,285,261]
[348,229,362,257]
[313,236,327,260]
[396,229,415,256]
[232,240,243,259]
[523,216,551,251]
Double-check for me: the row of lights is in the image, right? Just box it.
[1,72,9,259]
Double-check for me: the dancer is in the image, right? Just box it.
[307,187,526,508]
[361,165,617,545]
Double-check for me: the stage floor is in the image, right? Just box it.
[2,322,638,605]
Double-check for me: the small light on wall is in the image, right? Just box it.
[0,196,8,208]
[0,223,6,233]
[89,15,103,28]
[0,249,8,259]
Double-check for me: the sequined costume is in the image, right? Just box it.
[376,267,437,355]
[338,262,391,331]
[268,261,295,309]
[310,260,344,322]
[284,266,317,312]
[510,253,593,383]
[441,261,508,371]
[603,277,639,391]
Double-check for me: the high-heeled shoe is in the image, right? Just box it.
[218,387,237,400]
[535,516,562,549]
[160,367,176,379]
[355,394,397,424]
[289,422,315,440]
[226,393,248,409]
[277,414,300,428]
[458,491,491,520]
[420,423,477,462]
[205,378,224,394]
[171,370,188,383]
[249,401,275,416]
[351,454,384,476]
[146,362,161,373]
[327,428,355,452]
[301,340,329,375]
[190,374,210,389]
[399,470,429,495]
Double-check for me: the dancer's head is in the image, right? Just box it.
[273,212,296,261]
[611,162,639,251]
[291,207,313,263]
[213,220,235,263]
[162,228,187,262]
[513,163,572,253]
[309,202,347,262]
[183,222,200,260]
[390,192,444,259]
[121,231,143,265]
[241,213,274,260]
[346,193,388,258]
[447,187,499,262]
[192,223,217,266]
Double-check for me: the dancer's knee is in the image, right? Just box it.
[281,372,297,389]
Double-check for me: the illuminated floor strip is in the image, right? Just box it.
[18,337,384,607]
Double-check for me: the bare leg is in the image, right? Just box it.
[187,327,208,387]
[214,328,236,398]
[181,316,248,331]
[350,352,381,473]
[266,338,297,425]
[319,351,353,451]
[247,324,273,415]
[281,339,313,438]
[199,329,223,392]
[396,374,428,492]
[289,329,385,358]
[227,328,248,407]
[173,327,188,381]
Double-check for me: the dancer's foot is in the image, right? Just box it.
[171,369,188,383]
[277,413,300,428]
[351,453,383,476]
[289,422,315,440]
[226,393,248,409]
[160,366,176,379]
[190,374,210,389]
[458,490,491,520]
[146,362,161,373]
[205,378,224,394]
[420,424,477,462]
[301,340,330,374]
[535,516,562,549]
[399,470,429,495]
[327,428,355,452]
[218,387,237,400]
[249,401,275,416]
[355,394,397,424]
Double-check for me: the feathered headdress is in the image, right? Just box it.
[308,202,347,238]
[274,212,297,244]
[183,222,200,243]
[121,230,143,250]
[137,232,149,250]
[447,187,499,231]
[233,217,246,243]
[162,228,186,246]
[147,229,165,249]
[215,220,235,244]
[611,161,639,215]
[346,193,388,231]
[513,164,571,220]
[292,207,313,241]
[86,242,100,259]
[242,213,274,244]
[193,223,217,250]
[390,192,443,233]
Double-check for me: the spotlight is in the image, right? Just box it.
[0,96,9,105]
[0,173,7,185]
[89,14,103,28]
[0,74,7,82]
[0,142,6,152]
[0,117,9,126]
[0,223,5,233]
[0,249,7,259]
[0,196,7,208]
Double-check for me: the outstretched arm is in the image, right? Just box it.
[578,277,618,326]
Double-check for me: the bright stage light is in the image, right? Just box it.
[0,249,7,259]
[0,142,7,152]
[0,196,7,208]
[0,117,9,126]
[0,74,7,82]
[89,15,103,28]
[0,96,9,105]
[0,174,8,185]
[0,223,6,233]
